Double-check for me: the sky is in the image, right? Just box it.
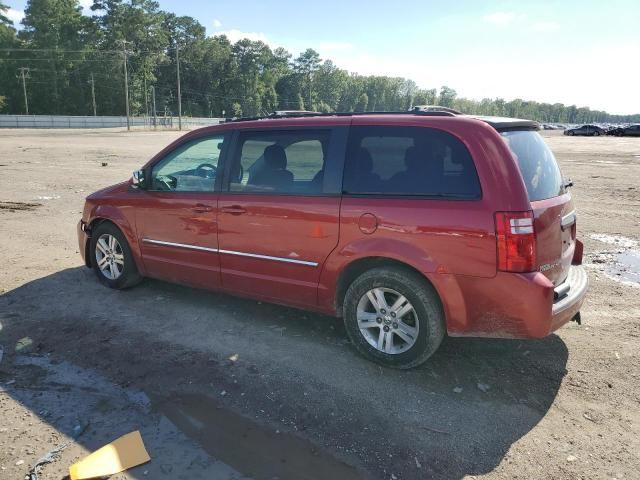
[5,0,640,115]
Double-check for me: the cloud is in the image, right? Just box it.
[318,41,354,53]
[482,12,516,26]
[6,8,25,24]
[212,19,222,28]
[529,21,560,32]
[213,29,273,45]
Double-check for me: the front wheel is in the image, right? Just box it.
[90,222,142,289]
[343,267,445,369]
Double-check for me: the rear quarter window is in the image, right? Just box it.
[501,130,565,201]
[343,126,481,198]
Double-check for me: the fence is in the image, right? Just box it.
[0,115,223,129]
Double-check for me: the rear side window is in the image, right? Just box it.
[501,130,564,201]
[343,126,481,198]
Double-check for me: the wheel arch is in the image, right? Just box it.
[86,214,143,273]
[83,217,110,267]
[334,256,444,318]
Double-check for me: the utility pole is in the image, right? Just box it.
[176,43,182,130]
[143,68,149,121]
[17,67,30,114]
[122,40,131,131]
[90,72,97,116]
[151,85,157,129]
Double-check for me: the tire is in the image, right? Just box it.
[568,131,574,136]
[593,131,600,136]
[343,267,445,369]
[90,222,142,289]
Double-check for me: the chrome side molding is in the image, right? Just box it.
[142,238,318,267]
[142,238,218,253]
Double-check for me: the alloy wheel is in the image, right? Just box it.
[95,233,125,280]
[356,287,420,354]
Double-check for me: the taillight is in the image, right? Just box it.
[495,211,536,272]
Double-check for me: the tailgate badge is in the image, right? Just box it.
[540,262,560,272]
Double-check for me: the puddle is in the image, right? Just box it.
[589,234,640,287]
[0,201,42,212]
[154,393,362,480]
[607,250,640,286]
[5,355,249,478]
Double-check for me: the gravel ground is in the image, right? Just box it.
[0,128,638,479]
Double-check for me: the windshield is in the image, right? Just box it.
[501,130,565,201]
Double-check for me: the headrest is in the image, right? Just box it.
[404,146,422,169]
[264,145,287,170]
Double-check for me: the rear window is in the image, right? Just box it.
[501,130,564,201]
[343,126,481,198]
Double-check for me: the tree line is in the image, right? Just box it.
[1,0,639,123]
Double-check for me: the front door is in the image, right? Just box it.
[136,133,227,288]
[217,127,345,307]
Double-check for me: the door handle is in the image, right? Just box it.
[221,205,247,215]
[192,203,214,213]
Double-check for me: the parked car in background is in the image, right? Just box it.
[78,110,587,369]
[564,124,606,136]
[607,124,640,136]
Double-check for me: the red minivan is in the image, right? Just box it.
[78,111,588,368]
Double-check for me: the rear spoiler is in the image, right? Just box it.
[468,115,540,131]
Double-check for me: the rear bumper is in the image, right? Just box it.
[549,265,588,332]
[445,265,588,338]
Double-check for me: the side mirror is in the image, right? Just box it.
[564,178,574,189]
[132,169,146,189]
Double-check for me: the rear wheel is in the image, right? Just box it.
[90,222,142,289]
[343,267,445,369]
[593,130,600,136]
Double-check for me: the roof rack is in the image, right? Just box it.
[409,105,462,115]
[226,110,459,123]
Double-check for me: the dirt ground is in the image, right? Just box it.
[0,127,638,480]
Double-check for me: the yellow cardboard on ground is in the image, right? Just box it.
[69,431,151,480]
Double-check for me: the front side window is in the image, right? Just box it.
[343,126,481,198]
[229,130,330,194]
[150,135,225,192]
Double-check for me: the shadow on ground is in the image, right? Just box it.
[0,267,569,479]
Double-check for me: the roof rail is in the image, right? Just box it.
[409,105,462,114]
[226,110,459,123]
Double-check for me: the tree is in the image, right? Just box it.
[438,85,457,108]
[314,60,347,111]
[293,48,321,110]
[355,92,368,112]
[0,2,12,25]
[1,2,639,122]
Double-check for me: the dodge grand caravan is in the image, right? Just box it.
[78,111,588,369]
